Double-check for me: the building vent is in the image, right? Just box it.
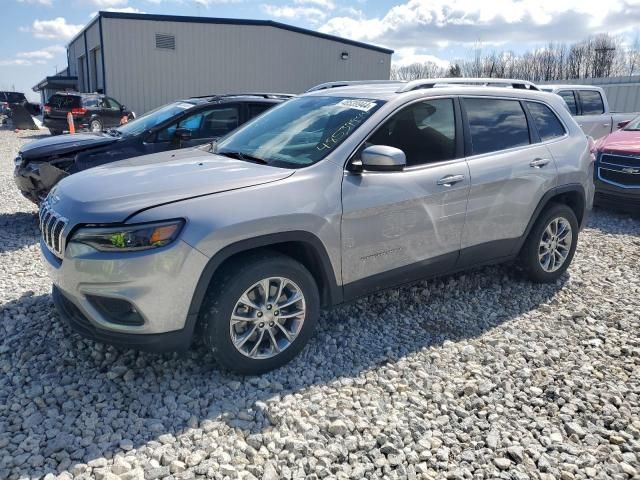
[155,33,175,50]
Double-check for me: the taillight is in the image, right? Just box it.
[71,107,87,115]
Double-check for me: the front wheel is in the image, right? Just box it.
[201,252,319,375]
[520,203,579,283]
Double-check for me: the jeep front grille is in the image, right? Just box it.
[39,202,68,258]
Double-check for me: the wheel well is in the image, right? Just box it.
[548,190,585,225]
[204,242,336,309]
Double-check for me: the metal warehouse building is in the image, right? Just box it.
[40,11,393,115]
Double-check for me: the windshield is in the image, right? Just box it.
[623,115,640,131]
[116,101,194,136]
[215,96,384,168]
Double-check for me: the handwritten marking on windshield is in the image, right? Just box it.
[316,111,368,151]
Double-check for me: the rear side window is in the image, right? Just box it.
[83,97,99,107]
[248,103,272,119]
[526,102,566,141]
[464,98,530,155]
[558,91,578,115]
[578,90,605,115]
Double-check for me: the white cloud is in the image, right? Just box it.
[17,0,53,6]
[16,45,65,60]
[263,4,327,24]
[393,48,450,68]
[20,17,83,41]
[194,0,242,6]
[89,0,128,6]
[0,59,37,67]
[320,0,640,50]
[89,6,145,17]
[0,45,65,67]
[293,0,335,9]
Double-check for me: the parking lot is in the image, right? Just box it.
[1,127,639,479]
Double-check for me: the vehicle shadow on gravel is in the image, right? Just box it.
[588,207,640,233]
[1,265,568,478]
[0,212,39,254]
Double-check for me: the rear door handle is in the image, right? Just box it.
[529,158,551,168]
[437,174,465,186]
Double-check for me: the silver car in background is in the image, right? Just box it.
[40,78,595,374]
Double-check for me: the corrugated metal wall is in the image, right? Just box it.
[102,17,391,114]
[539,76,640,113]
[67,20,103,94]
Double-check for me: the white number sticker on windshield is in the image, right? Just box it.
[336,99,378,112]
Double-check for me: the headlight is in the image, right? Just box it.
[14,154,23,167]
[69,220,184,252]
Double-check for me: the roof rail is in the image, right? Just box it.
[396,78,540,93]
[306,80,401,93]
[192,92,296,100]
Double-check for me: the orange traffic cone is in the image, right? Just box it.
[67,111,75,134]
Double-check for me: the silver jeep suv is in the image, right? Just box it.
[40,78,595,374]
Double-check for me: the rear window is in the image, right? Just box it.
[526,102,566,141]
[464,98,530,155]
[6,92,26,103]
[558,91,578,115]
[578,90,605,115]
[47,95,81,109]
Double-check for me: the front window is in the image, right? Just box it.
[215,96,384,168]
[116,101,195,136]
[623,115,640,131]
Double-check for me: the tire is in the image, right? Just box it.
[49,129,61,136]
[520,203,579,283]
[201,251,320,375]
[90,118,103,133]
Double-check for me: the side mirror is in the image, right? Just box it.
[360,145,406,172]
[617,120,630,129]
[174,127,192,142]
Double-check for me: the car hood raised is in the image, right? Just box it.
[596,129,640,155]
[20,132,119,160]
[53,147,294,223]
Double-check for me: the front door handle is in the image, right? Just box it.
[437,174,465,186]
[529,158,551,168]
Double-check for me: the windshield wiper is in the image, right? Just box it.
[107,128,122,137]
[216,150,268,165]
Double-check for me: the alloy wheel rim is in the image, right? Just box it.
[538,216,572,273]
[230,277,306,359]
[91,121,101,132]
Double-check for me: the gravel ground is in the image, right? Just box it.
[1,128,639,480]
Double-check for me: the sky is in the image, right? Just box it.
[2,0,640,101]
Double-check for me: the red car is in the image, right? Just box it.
[593,116,640,213]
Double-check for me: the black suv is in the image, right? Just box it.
[43,92,133,135]
[0,91,40,116]
[15,93,292,203]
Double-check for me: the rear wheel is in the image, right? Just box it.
[521,203,579,283]
[90,118,103,133]
[201,252,319,374]
[49,129,62,136]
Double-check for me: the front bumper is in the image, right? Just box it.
[42,237,210,351]
[594,179,640,213]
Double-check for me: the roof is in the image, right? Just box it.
[32,75,78,92]
[540,84,603,91]
[68,11,394,55]
[305,81,560,102]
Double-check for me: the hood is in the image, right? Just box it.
[20,132,119,160]
[596,129,640,155]
[53,147,294,223]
